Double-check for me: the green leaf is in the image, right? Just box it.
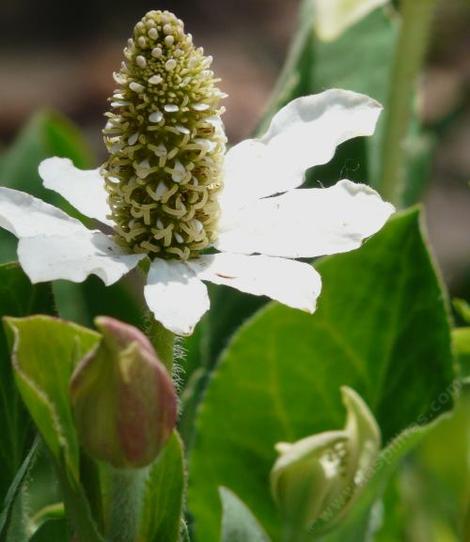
[453,298,470,325]
[0,440,39,541]
[453,328,470,382]
[29,518,68,542]
[376,388,470,541]
[0,263,54,502]
[189,209,454,541]
[4,316,99,477]
[219,487,271,542]
[3,316,104,542]
[138,432,186,542]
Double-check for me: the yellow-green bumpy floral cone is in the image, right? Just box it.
[102,10,226,259]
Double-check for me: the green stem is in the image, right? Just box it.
[107,467,147,542]
[147,317,175,372]
[379,0,437,205]
[56,465,104,542]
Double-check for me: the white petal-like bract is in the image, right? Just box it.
[216,180,394,258]
[39,157,113,226]
[190,253,322,313]
[0,187,143,285]
[18,231,145,286]
[144,259,210,336]
[0,186,85,237]
[219,90,382,220]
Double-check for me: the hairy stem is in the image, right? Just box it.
[107,467,147,542]
[147,318,175,372]
[379,0,438,205]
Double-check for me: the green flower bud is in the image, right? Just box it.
[270,387,380,533]
[102,10,226,260]
[70,316,177,468]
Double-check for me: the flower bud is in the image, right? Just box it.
[270,387,380,533]
[70,316,177,468]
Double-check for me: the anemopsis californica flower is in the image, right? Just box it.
[0,10,394,336]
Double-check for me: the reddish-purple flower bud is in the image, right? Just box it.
[70,316,177,468]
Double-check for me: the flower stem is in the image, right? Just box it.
[147,318,175,372]
[378,0,437,205]
[106,467,147,542]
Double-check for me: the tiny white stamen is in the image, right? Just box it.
[148,27,158,40]
[174,232,184,243]
[192,219,203,233]
[128,133,139,146]
[154,144,167,157]
[188,57,198,69]
[148,75,163,85]
[136,55,147,68]
[165,35,175,47]
[172,160,186,183]
[136,159,151,178]
[192,103,210,111]
[129,81,144,93]
[111,100,130,108]
[176,125,190,135]
[137,36,147,48]
[113,72,126,84]
[155,181,168,198]
[164,104,179,113]
[152,47,163,58]
[156,219,164,229]
[165,59,177,71]
[149,111,163,123]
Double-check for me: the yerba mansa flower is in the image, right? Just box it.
[0,10,394,335]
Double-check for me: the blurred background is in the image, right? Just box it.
[0,0,469,292]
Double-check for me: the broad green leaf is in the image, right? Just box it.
[4,316,99,478]
[138,432,185,542]
[189,209,454,541]
[0,263,53,502]
[219,487,271,542]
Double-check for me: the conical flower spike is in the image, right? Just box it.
[270,387,380,533]
[70,316,177,468]
[102,10,226,259]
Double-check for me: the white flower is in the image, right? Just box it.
[0,89,394,335]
